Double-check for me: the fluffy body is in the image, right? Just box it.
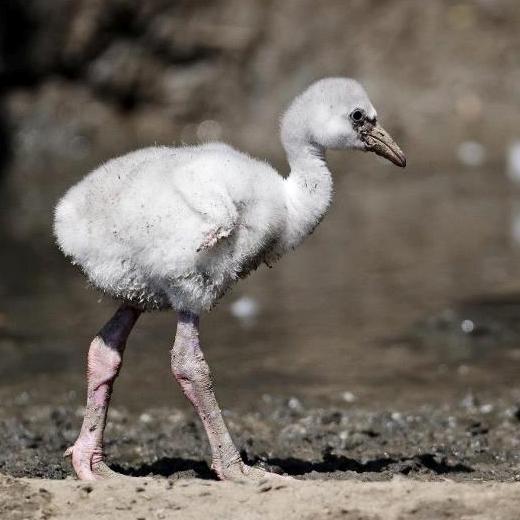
[54,78,378,313]
[56,144,287,311]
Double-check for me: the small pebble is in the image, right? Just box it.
[341,391,356,403]
[288,397,303,412]
[461,319,475,334]
[139,413,153,424]
[480,404,494,414]
[391,412,401,420]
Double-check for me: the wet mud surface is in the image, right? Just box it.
[1,393,520,482]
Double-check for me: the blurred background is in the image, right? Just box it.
[1,0,520,415]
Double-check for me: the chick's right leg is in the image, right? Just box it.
[65,304,140,480]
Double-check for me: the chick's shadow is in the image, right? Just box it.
[110,452,473,479]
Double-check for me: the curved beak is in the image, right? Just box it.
[360,123,406,168]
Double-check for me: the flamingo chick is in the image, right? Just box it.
[54,78,406,481]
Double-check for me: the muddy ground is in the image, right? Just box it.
[1,393,520,483]
[2,395,520,519]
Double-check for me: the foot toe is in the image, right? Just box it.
[65,444,126,480]
[215,461,292,482]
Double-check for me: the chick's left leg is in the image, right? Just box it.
[65,304,140,480]
[170,311,286,481]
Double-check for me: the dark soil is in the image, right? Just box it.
[1,394,520,482]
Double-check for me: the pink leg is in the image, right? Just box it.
[170,311,286,481]
[65,304,140,480]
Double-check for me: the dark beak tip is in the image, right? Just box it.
[364,123,406,169]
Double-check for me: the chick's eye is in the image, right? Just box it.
[350,109,365,122]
